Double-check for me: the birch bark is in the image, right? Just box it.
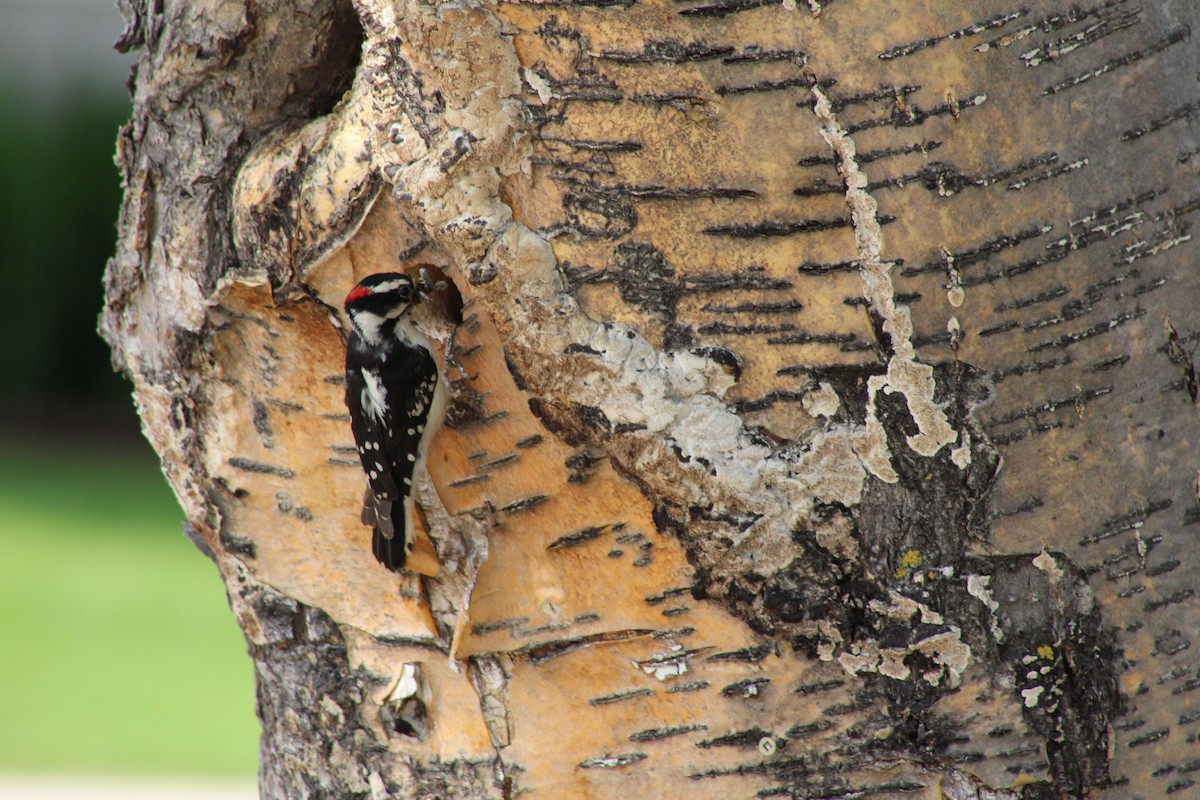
[103,0,1200,797]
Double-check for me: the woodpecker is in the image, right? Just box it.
[343,272,446,573]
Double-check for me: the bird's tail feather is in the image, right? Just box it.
[361,487,441,576]
[363,488,407,570]
[373,525,407,571]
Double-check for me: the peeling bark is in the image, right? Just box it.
[104,0,1199,797]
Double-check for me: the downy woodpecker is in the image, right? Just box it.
[343,272,446,572]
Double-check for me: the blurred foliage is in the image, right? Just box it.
[0,89,131,408]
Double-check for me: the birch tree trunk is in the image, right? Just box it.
[102,0,1200,797]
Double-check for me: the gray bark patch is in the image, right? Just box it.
[676,361,1122,795]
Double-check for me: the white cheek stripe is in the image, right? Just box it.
[353,312,386,345]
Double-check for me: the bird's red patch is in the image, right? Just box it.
[345,285,374,304]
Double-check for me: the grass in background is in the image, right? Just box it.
[0,440,258,777]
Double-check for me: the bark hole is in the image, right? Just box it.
[273,0,363,127]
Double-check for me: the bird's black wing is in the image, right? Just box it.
[345,332,438,570]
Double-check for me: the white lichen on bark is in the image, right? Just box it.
[808,84,959,461]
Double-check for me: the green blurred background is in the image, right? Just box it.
[0,0,258,781]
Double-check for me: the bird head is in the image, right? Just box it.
[344,273,418,343]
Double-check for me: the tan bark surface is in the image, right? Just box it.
[104,0,1199,797]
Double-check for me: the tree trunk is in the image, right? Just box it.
[102,0,1199,797]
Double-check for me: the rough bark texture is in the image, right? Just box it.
[103,0,1199,797]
